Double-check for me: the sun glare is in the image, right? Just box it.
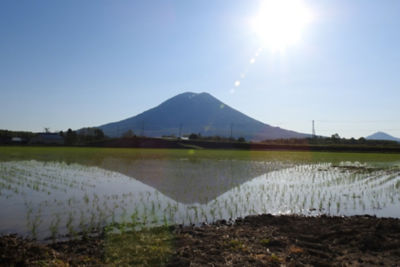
[251,0,313,51]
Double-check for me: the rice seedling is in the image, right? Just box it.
[1,147,400,240]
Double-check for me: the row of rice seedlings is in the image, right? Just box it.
[1,160,400,241]
[0,161,101,198]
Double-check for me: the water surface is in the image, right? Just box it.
[1,147,399,240]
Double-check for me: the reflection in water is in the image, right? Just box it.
[0,151,290,204]
[0,159,399,240]
[98,157,288,204]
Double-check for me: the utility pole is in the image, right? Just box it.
[312,120,316,137]
[178,123,182,139]
[230,123,233,139]
[141,121,145,137]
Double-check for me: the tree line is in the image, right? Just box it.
[261,134,399,146]
[0,128,107,145]
[187,133,246,142]
[60,128,106,145]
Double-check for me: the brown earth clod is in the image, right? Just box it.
[1,214,400,266]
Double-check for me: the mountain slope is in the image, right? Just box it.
[366,132,400,143]
[98,92,308,141]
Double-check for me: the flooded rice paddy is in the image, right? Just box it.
[0,147,400,240]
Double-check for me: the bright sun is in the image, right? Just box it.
[251,0,313,51]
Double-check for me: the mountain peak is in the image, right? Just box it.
[175,91,198,98]
[157,91,221,109]
[98,92,308,140]
[366,132,400,142]
[172,91,215,100]
[168,91,215,100]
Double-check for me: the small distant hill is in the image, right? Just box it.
[366,132,400,143]
[97,92,309,141]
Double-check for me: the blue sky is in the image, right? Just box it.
[1,0,400,138]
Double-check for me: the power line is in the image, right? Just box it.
[141,121,145,136]
[316,120,399,124]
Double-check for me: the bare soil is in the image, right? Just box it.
[1,214,400,266]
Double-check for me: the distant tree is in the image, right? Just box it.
[237,137,246,142]
[74,127,107,144]
[358,137,366,144]
[214,136,222,141]
[122,130,135,138]
[189,133,198,140]
[94,128,105,140]
[331,133,340,143]
[65,128,78,145]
